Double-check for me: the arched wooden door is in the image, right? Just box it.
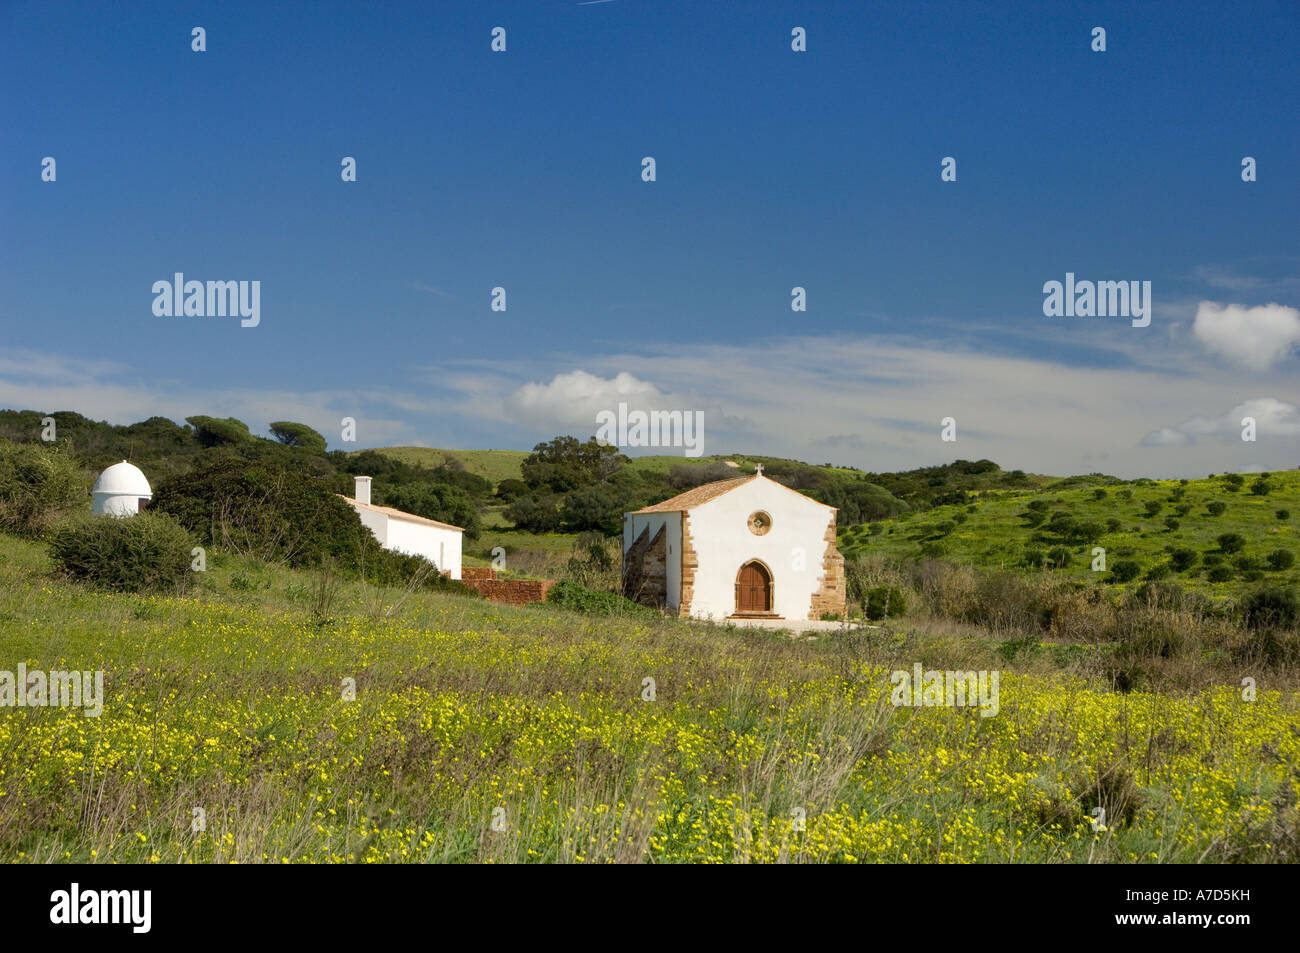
[735,560,772,614]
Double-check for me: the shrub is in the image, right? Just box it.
[1026,500,1049,512]
[1069,520,1105,543]
[1206,501,1227,516]
[1233,554,1262,572]
[952,512,968,524]
[151,457,456,589]
[870,523,885,536]
[1143,501,1162,517]
[1105,518,1122,533]
[933,520,957,537]
[864,585,907,620]
[505,493,562,533]
[1207,566,1233,583]
[1241,587,1299,630]
[1092,489,1107,501]
[1222,473,1244,492]
[1216,533,1246,554]
[1109,560,1142,583]
[1266,549,1295,571]
[919,541,947,559]
[49,512,195,593]
[0,443,87,536]
[1132,581,1184,611]
[1022,510,1046,528]
[155,459,359,567]
[495,478,530,502]
[1173,503,1192,516]
[1045,513,1076,537]
[1163,518,1180,532]
[1116,489,1133,501]
[544,581,657,617]
[1277,509,1290,521]
[1202,553,1224,567]
[1169,548,1198,572]
[1249,478,1272,496]
[1047,546,1073,569]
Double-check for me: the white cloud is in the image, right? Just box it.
[1141,397,1300,446]
[502,370,669,429]
[437,337,1300,477]
[1191,301,1300,371]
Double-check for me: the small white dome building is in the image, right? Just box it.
[91,461,153,517]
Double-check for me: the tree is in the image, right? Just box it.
[504,493,562,533]
[374,482,481,538]
[560,486,622,534]
[520,436,628,492]
[269,421,328,455]
[185,415,252,447]
[1206,501,1227,516]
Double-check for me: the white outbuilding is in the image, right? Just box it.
[622,465,845,621]
[340,476,464,580]
[91,460,153,517]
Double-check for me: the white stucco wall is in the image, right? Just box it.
[384,517,463,579]
[355,507,388,546]
[682,477,834,621]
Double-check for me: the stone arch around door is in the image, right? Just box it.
[734,559,774,615]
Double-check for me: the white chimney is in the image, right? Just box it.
[355,476,372,506]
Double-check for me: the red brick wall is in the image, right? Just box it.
[457,567,556,605]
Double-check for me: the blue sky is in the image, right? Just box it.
[2,0,1297,477]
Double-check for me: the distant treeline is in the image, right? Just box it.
[1,409,1054,537]
[0,410,485,538]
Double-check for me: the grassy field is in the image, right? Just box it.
[464,529,583,577]
[2,531,1297,863]
[361,447,530,485]
[839,470,1300,597]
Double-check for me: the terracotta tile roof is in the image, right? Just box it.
[338,495,464,532]
[631,475,756,513]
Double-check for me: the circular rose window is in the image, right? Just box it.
[747,511,772,536]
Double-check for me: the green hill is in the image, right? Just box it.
[366,447,530,485]
[838,470,1299,596]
